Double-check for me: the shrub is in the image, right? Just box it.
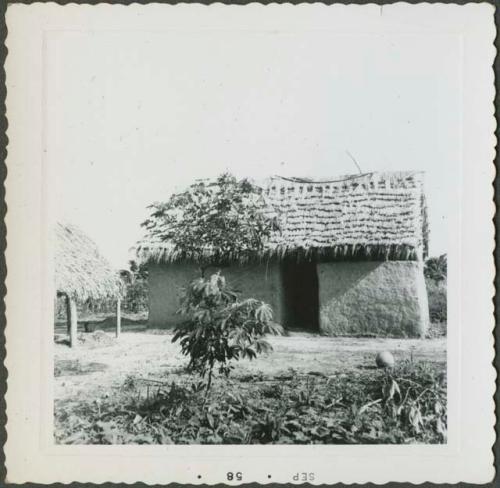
[173,272,283,392]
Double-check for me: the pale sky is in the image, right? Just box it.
[46,28,460,269]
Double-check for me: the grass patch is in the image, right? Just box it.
[54,359,109,377]
[55,360,446,445]
[426,321,447,339]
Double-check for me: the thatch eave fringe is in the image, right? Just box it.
[137,241,422,265]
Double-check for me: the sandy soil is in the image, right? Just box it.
[54,331,446,404]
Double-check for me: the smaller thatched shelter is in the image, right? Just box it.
[55,222,122,347]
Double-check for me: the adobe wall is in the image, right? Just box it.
[148,262,283,328]
[317,261,429,337]
[214,262,284,326]
[148,262,202,328]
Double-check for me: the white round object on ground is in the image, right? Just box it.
[376,351,395,368]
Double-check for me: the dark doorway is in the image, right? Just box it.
[282,260,320,332]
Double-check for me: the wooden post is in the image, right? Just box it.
[65,294,71,334]
[69,296,78,348]
[116,297,121,338]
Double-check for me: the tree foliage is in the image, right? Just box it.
[141,173,276,266]
[173,272,283,392]
[424,254,447,283]
[119,260,149,313]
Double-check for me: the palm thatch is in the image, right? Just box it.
[55,222,121,302]
[137,171,428,263]
[264,171,428,260]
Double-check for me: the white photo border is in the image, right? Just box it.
[3,3,496,484]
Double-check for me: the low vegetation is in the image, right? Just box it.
[55,360,446,445]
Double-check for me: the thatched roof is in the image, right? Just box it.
[55,222,121,301]
[137,171,428,263]
[264,171,428,260]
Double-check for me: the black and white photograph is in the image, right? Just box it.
[51,12,451,446]
[55,172,445,445]
[4,2,495,484]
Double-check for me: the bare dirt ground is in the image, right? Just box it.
[54,331,446,404]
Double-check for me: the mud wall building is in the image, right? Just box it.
[139,171,430,337]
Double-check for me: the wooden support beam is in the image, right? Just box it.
[116,297,121,339]
[69,296,78,348]
[65,294,71,334]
